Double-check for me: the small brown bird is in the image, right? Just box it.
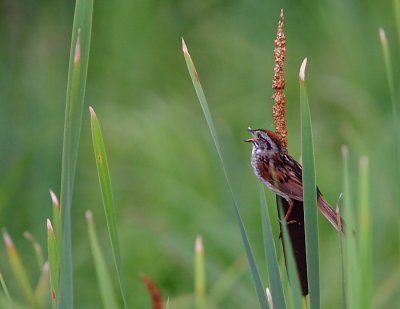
[246,128,343,232]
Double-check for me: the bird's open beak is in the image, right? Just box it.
[245,138,255,143]
[245,127,256,142]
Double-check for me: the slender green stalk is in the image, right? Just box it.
[23,232,44,269]
[299,58,320,309]
[86,211,119,309]
[379,28,400,164]
[2,230,37,308]
[194,236,205,309]
[59,0,93,307]
[89,107,127,307]
[182,38,269,308]
[0,271,13,309]
[260,186,286,308]
[35,262,49,308]
[48,191,61,308]
[342,146,360,309]
[47,219,58,309]
[358,156,371,308]
[379,28,400,183]
[393,0,400,51]
[49,190,62,256]
[379,28,400,261]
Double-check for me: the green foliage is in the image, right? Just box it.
[299,59,320,309]
[58,0,93,307]
[259,186,285,308]
[89,107,127,307]
[0,1,399,308]
[183,38,269,308]
[85,211,119,309]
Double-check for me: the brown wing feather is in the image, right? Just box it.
[274,153,304,201]
[275,153,345,232]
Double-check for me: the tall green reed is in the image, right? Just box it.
[58,0,93,307]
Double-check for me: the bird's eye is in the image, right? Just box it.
[257,133,263,139]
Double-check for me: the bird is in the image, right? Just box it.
[246,128,343,232]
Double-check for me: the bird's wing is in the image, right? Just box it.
[275,154,345,233]
[265,153,305,201]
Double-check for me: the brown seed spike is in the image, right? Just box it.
[141,274,163,309]
[272,9,287,149]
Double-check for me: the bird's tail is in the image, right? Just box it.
[317,196,345,233]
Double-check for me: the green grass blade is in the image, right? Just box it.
[86,211,119,309]
[379,28,400,186]
[379,29,400,258]
[379,29,396,107]
[2,230,37,308]
[89,107,127,308]
[182,38,269,309]
[195,236,205,309]
[35,262,49,308]
[358,156,371,308]
[47,219,59,308]
[342,146,360,309]
[0,271,14,309]
[277,203,303,309]
[59,0,93,307]
[299,58,320,309]
[49,190,62,257]
[23,232,44,270]
[380,28,400,155]
[259,186,286,308]
[394,0,400,45]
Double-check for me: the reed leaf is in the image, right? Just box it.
[358,156,371,308]
[58,0,93,307]
[299,58,320,309]
[342,146,360,309]
[195,236,205,309]
[86,211,119,309]
[0,271,13,309]
[89,107,127,307]
[2,230,37,308]
[182,38,268,308]
[47,219,58,308]
[260,186,286,308]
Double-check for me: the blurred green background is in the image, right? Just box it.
[1,0,399,308]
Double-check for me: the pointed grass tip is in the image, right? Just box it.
[379,28,387,45]
[360,155,369,166]
[49,190,59,207]
[2,229,13,247]
[23,231,33,240]
[85,210,93,222]
[182,37,188,54]
[89,106,96,117]
[74,29,81,64]
[266,288,274,309]
[299,57,307,82]
[43,261,49,273]
[195,235,203,253]
[47,219,54,232]
[341,145,349,158]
